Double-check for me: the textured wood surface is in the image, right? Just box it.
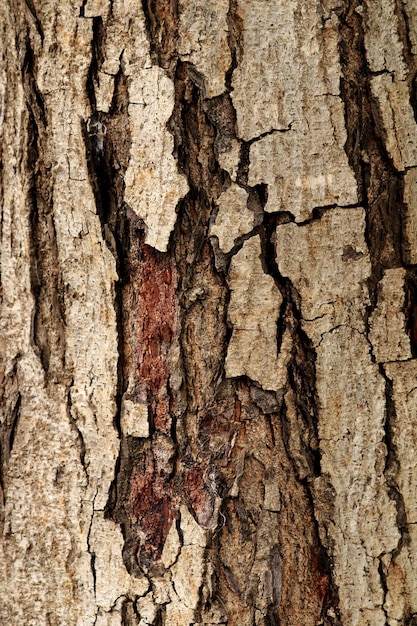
[1,0,417,624]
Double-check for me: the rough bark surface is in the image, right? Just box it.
[1,0,417,625]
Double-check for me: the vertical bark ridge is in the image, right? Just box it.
[340,0,405,295]
[24,35,67,381]
[339,1,417,623]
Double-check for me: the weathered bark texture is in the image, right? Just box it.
[1,0,417,624]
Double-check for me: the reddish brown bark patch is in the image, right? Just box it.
[109,224,181,574]
[310,546,332,604]
[183,461,216,528]
[127,240,179,568]
[129,447,176,568]
[136,243,177,433]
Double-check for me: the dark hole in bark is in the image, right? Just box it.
[405,274,417,357]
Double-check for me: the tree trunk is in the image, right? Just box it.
[1,0,417,624]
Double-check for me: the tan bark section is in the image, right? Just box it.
[276,210,399,624]
[177,0,231,98]
[231,0,357,220]
[364,0,417,170]
[225,235,286,391]
[210,183,253,253]
[86,0,188,252]
[0,1,121,624]
[124,64,188,251]
[369,268,412,363]
[276,208,370,345]
[404,168,417,264]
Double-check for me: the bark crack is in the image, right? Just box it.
[380,364,410,550]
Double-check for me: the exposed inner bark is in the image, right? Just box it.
[104,3,342,623]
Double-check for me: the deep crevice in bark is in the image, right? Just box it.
[204,93,238,168]
[381,365,410,548]
[0,366,21,528]
[405,270,417,356]
[260,213,322,481]
[121,597,141,626]
[259,207,342,622]
[169,62,231,543]
[84,20,156,582]
[339,0,405,306]
[138,8,345,620]
[340,8,414,617]
[84,64,132,439]
[225,0,244,103]
[141,0,178,76]
[394,0,417,124]
[24,0,44,40]
[24,38,67,382]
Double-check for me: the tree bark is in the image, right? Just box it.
[1,0,417,624]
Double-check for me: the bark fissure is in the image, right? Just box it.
[67,387,88,475]
[24,38,67,381]
[380,367,409,545]
[339,0,405,299]
[393,1,417,123]
[0,375,20,526]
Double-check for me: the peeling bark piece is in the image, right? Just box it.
[120,399,149,438]
[370,75,417,171]
[161,520,181,569]
[90,516,149,611]
[232,0,357,220]
[403,167,417,264]
[232,0,340,139]
[217,137,241,180]
[225,236,285,391]
[369,268,412,362]
[363,0,408,78]
[276,208,371,345]
[178,0,231,99]
[124,66,188,251]
[248,108,358,221]
[315,326,399,625]
[210,183,253,253]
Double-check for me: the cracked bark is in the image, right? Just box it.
[1,1,417,625]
